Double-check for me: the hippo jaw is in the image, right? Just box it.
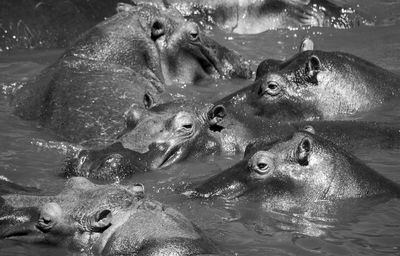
[159,24,220,84]
[1,221,44,243]
[150,141,188,169]
[156,18,251,84]
[0,207,77,245]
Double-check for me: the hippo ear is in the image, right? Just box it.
[207,105,226,126]
[305,55,321,84]
[116,2,136,13]
[299,37,314,52]
[297,137,312,166]
[151,20,165,41]
[90,209,112,232]
[143,92,155,109]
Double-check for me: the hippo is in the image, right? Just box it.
[189,129,400,202]
[0,177,219,255]
[137,0,370,34]
[11,2,251,143]
[65,99,400,181]
[241,38,400,121]
[64,101,228,180]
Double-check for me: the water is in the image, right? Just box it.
[1,0,400,255]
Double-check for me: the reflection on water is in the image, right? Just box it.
[1,0,400,255]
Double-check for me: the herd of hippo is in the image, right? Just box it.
[1,0,400,255]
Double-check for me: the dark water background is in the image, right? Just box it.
[1,0,400,255]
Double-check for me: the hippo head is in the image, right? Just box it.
[0,177,215,255]
[151,10,252,84]
[74,3,251,86]
[66,101,226,180]
[191,128,400,200]
[142,3,252,84]
[251,51,325,121]
[251,38,388,120]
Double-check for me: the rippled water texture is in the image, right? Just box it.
[1,0,400,255]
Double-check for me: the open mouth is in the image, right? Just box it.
[197,47,222,78]
[156,144,184,169]
[186,39,222,79]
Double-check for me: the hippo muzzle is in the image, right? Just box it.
[188,151,278,199]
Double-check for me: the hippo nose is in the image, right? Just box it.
[186,22,200,42]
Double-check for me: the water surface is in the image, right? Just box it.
[1,0,400,255]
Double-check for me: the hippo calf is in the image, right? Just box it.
[0,177,219,255]
[191,129,400,202]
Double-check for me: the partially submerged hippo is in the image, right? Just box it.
[64,101,228,180]
[138,0,370,34]
[0,177,219,255]
[190,129,400,202]
[11,2,251,143]
[244,38,400,121]
[66,99,400,180]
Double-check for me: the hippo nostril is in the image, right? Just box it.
[187,23,200,42]
[42,218,51,225]
[151,20,165,40]
[190,32,199,41]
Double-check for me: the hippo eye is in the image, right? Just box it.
[266,82,280,95]
[249,151,275,175]
[257,163,267,170]
[259,82,281,97]
[174,112,194,133]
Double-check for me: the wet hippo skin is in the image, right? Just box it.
[0,177,220,255]
[11,2,251,143]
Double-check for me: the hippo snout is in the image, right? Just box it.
[64,143,147,181]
